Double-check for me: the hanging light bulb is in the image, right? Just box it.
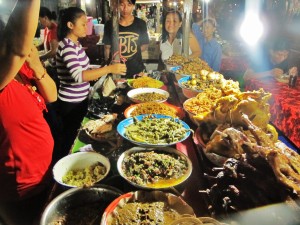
[240,12,264,46]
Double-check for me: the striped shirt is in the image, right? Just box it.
[56,38,90,102]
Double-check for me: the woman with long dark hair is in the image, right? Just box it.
[160,10,201,61]
[56,7,126,155]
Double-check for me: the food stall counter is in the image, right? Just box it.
[245,77,300,150]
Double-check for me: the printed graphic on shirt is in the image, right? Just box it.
[119,32,139,58]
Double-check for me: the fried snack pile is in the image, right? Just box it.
[165,55,212,75]
[183,77,240,116]
[184,88,222,115]
[177,58,213,75]
[132,92,167,102]
[165,55,190,65]
[132,77,162,88]
[131,102,178,118]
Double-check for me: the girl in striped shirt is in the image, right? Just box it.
[56,7,127,154]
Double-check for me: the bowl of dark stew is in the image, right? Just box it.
[117,147,192,189]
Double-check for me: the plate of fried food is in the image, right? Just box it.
[117,114,191,147]
[127,88,169,103]
[82,114,118,142]
[124,102,185,119]
[127,76,164,89]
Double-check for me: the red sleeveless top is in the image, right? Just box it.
[0,76,53,201]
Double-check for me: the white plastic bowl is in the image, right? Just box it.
[53,152,111,188]
[127,87,169,103]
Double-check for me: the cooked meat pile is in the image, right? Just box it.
[196,111,300,223]
[110,201,181,225]
[200,157,300,224]
[202,114,300,194]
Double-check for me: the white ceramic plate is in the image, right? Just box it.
[127,88,169,103]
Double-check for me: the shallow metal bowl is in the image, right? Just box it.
[40,185,122,225]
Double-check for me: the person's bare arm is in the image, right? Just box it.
[40,39,58,61]
[243,68,284,81]
[104,45,111,61]
[189,32,201,58]
[82,63,127,81]
[26,46,57,103]
[0,0,40,90]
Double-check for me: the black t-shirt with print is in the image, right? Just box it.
[103,17,149,78]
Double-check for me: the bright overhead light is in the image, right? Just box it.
[86,0,91,4]
[240,12,264,46]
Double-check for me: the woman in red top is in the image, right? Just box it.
[0,0,57,224]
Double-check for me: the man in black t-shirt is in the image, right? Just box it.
[103,0,149,78]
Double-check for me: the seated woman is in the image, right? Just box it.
[243,37,299,81]
[160,10,201,62]
[192,18,222,71]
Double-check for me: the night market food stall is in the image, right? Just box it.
[42,54,300,224]
[25,0,300,224]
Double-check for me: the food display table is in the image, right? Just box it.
[44,72,300,224]
[245,77,300,150]
[45,74,212,219]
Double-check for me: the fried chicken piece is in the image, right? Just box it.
[194,89,272,129]
[241,114,275,148]
[205,125,249,158]
[238,116,300,195]
[267,150,300,195]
